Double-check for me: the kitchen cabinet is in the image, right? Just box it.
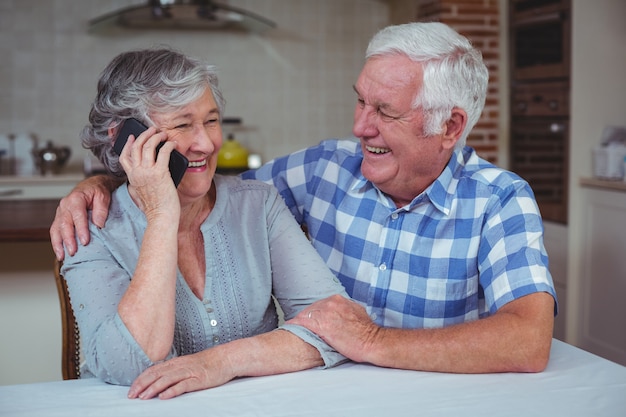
[574,179,626,366]
[0,200,60,241]
[0,241,61,385]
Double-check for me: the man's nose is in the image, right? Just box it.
[353,106,378,138]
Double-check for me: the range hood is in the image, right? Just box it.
[89,0,276,33]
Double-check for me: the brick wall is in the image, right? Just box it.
[415,0,500,164]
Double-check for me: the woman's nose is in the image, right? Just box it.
[191,124,220,153]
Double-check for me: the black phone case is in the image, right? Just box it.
[113,118,188,187]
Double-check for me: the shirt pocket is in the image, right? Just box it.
[404,275,480,328]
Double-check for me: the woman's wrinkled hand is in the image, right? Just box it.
[128,350,234,400]
[119,127,180,220]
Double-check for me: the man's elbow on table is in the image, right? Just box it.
[502,292,556,374]
[513,334,553,374]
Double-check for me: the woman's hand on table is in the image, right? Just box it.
[128,350,234,400]
[128,330,324,400]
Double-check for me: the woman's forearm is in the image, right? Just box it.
[225,329,324,378]
[117,216,179,362]
[128,329,324,399]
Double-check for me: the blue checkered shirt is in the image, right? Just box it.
[243,139,556,329]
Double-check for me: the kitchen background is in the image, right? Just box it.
[1,0,625,385]
[0,0,390,172]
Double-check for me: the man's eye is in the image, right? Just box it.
[377,109,397,122]
[174,124,191,130]
[205,118,219,125]
[356,98,365,107]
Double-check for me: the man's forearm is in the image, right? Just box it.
[97,174,125,192]
[361,293,555,373]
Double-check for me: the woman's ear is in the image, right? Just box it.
[441,108,467,150]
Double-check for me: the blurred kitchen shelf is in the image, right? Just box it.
[580,177,626,193]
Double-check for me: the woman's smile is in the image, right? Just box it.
[187,159,208,170]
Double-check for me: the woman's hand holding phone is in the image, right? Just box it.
[116,122,181,221]
[114,118,188,187]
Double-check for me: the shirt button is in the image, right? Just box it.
[206,307,213,313]
[210,319,217,327]
[379,263,387,271]
[370,313,378,321]
[213,336,220,343]
[391,212,399,220]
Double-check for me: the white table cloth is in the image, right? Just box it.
[1,339,625,416]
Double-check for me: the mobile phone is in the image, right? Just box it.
[113,118,188,187]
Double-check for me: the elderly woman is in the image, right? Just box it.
[60,47,348,400]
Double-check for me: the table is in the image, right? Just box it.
[1,340,624,417]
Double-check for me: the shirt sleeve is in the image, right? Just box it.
[61,224,175,385]
[263,185,350,368]
[478,177,557,315]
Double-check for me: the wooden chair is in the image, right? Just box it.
[53,259,81,380]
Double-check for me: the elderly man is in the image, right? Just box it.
[51,22,556,376]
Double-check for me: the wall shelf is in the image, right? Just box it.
[580,177,626,193]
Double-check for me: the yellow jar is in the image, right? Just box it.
[217,134,249,169]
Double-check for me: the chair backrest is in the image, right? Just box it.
[53,259,81,380]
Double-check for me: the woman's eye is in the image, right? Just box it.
[205,118,219,125]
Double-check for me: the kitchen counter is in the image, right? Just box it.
[0,199,60,242]
[580,177,626,192]
[0,174,82,241]
[0,173,83,200]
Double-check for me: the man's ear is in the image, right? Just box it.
[441,108,467,150]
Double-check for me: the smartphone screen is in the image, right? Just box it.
[113,118,188,187]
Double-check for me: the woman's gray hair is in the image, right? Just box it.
[82,47,226,177]
[366,22,488,148]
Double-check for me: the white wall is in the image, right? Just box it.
[0,0,389,172]
[566,0,626,343]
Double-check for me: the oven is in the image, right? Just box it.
[510,116,568,223]
[510,80,569,222]
[509,0,571,224]
[510,0,570,81]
